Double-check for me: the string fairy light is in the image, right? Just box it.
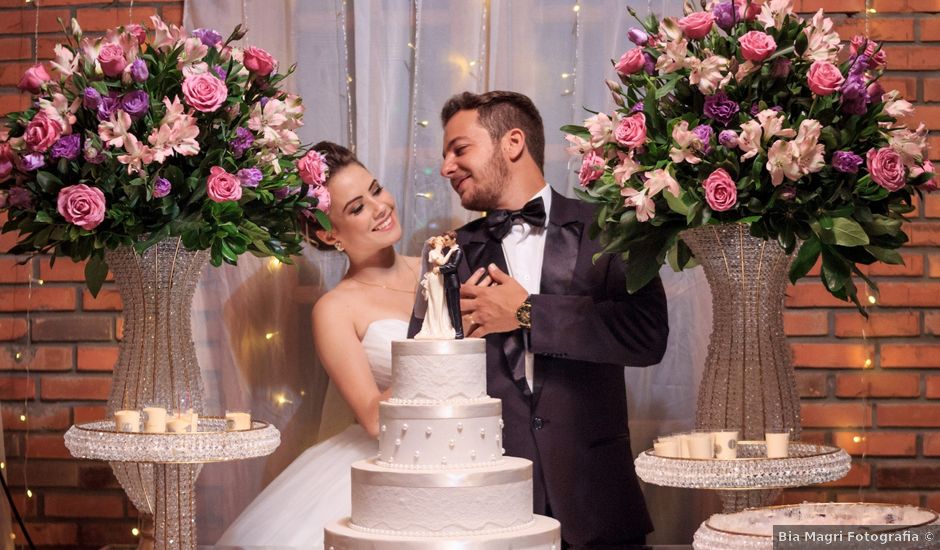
[340,0,356,152]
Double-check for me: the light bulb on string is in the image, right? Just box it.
[132,528,140,537]
[417,120,429,127]
[416,192,434,199]
[853,435,865,443]
[572,3,581,12]
[264,331,278,341]
[867,295,877,305]
[26,489,33,498]
[561,73,571,79]
[19,414,26,422]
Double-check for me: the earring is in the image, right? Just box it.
[334,242,344,252]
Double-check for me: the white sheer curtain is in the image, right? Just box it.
[185,0,715,544]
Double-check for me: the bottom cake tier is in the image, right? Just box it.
[324,515,561,550]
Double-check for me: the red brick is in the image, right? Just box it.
[833,431,917,456]
[39,258,106,283]
[0,318,28,341]
[26,433,71,458]
[44,492,125,518]
[784,310,829,336]
[928,374,940,397]
[908,0,940,11]
[796,372,828,398]
[82,288,122,311]
[926,18,940,41]
[779,490,830,505]
[0,256,31,282]
[860,253,924,276]
[834,311,920,337]
[800,431,829,445]
[78,464,121,490]
[836,373,921,397]
[76,346,118,372]
[834,17,915,40]
[40,375,111,400]
[13,522,78,546]
[927,194,940,218]
[791,342,875,368]
[79,520,138,546]
[0,346,73,372]
[0,92,30,115]
[927,492,940,512]
[786,282,862,308]
[879,403,940,426]
[75,7,159,32]
[31,316,112,341]
[877,465,940,489]
[835,492,921,506]
[0,9,71,34]
[1,404,69,430]
[821,462,872,487]
[161,4,184,25]
[802,403,873,427]
[0,37,30,61]
[881,76,918,100]
[0,287,76,312]
[930,255,940,277]
[5,460,77,487]
[797,0,864,11]
[882,344,940,368]
[73,405,107,424]
[878,282,940,306]
[884,46,940,70]
[0,375,35,399]
[931,136,940,161]
[905,221,940,245]
[924,433,940,455]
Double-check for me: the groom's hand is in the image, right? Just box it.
[460,264,528,337]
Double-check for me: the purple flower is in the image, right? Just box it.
[83,87,102,110]
[259,97,270,109]
[121,90,150,119]
[832,151,864,173]
[840,75,870,115]
[627,28,649,46]
[8,186,33,209]
[718,129,738,148]
[703,91,740,126]
[273,185,294,199]
[779,185,796,201]
[84,142,106,164]
[129,59,149,82]
[50,134,81,160]
[230,127,254,158]
[692,124,713,154]
[643,52,656,75]
[212,65,227,81]
[192,28,223,48]
[20,153,45,171]
[771,58,791,79]
[868,81,885,104]
[97,92,120,120]
[237,167,263,188]
[153,177,171,198]
[713,1,736,32]
[631,102,644,113]
[849,54,869,77]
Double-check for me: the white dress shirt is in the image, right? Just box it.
[500,184,552,391]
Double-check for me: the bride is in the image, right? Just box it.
[216,142,421,549]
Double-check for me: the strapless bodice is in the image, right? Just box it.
[361,318,408,391]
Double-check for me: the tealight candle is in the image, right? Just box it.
[114,410,140,433]
[142,406,167,433]
[766,431,790,458]
[166,418,190,433]
[183,409,198,433]
[226,411,251,431]
[688,431,714,459]
[712,430,739,459]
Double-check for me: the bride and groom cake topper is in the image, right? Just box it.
[414,231,465,340]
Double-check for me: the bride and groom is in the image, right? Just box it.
[216,90,669,550]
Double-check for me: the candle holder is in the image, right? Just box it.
[65,417,279,549]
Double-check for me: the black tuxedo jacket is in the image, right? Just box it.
[409,189,668,546]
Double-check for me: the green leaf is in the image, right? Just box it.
[36,171,64,193]
[663,190,690,215]
[864,246,903,264]
[34,211,53,224]
[560,125,590,139]
[830,217,870,246]
[789,237,820,283]
[84,254,109,298]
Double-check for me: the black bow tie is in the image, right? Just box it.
[484,197,547,241]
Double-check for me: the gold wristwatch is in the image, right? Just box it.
[515,296,532,329]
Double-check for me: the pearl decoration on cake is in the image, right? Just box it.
[448,439,455,449]
[414,451,420,460]
[425,426,433,437]
[395,438,401,447]
[402,423,409,432]
[480,428,486,438]
[457,422,463,432]
[441,457,447,465]
[470,450,476,459]
[380,424,386,433]
[498,419,504,429]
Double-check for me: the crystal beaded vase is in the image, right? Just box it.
[680,224,801,511]
[105,238,209,548]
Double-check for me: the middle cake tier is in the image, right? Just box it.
[350,457,534,536]
[377,397,504,469]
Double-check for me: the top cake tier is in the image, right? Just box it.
[391,339,487,403]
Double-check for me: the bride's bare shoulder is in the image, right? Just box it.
[311,281,359,325]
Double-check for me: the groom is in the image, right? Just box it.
[409,90,669,548]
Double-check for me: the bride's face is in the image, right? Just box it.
[323,163,401,253]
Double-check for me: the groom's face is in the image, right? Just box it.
[441,109,509,212]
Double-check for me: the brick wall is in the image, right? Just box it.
[0,0,939,548]
[0,1,183,547]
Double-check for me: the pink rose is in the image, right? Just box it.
[57,184,106,230]
[17,64,51,94]
[24,114,63,153]
[206,166,242,202]
[807,61,844,96]
[297,150,329,186]
[182,73,228,112]
[308,184,331,213]
[866,147,906,191]
[738,0,762,21]
[125,24,148,45]
[98,43,127,78]
[578,150,605,187]
[613,112,647,149]
[850,35,886,69]
[243,46,276,77]
[738,31,777,63]
[615,48,646,76]
[678,12,714,40]
[702,168,737,211]
[0,158,12,183]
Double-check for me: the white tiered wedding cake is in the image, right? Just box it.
[324,338,561,549]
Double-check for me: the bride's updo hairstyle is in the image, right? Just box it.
[298,141,363,249]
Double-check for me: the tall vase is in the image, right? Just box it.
[105,238,209,548]
[680,224,801,511]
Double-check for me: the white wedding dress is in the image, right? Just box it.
[215,319,408,550]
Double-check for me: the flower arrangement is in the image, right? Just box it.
[564,0,936,310]
[0,16,330,295]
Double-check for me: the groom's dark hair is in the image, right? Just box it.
[441,91,545,173]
